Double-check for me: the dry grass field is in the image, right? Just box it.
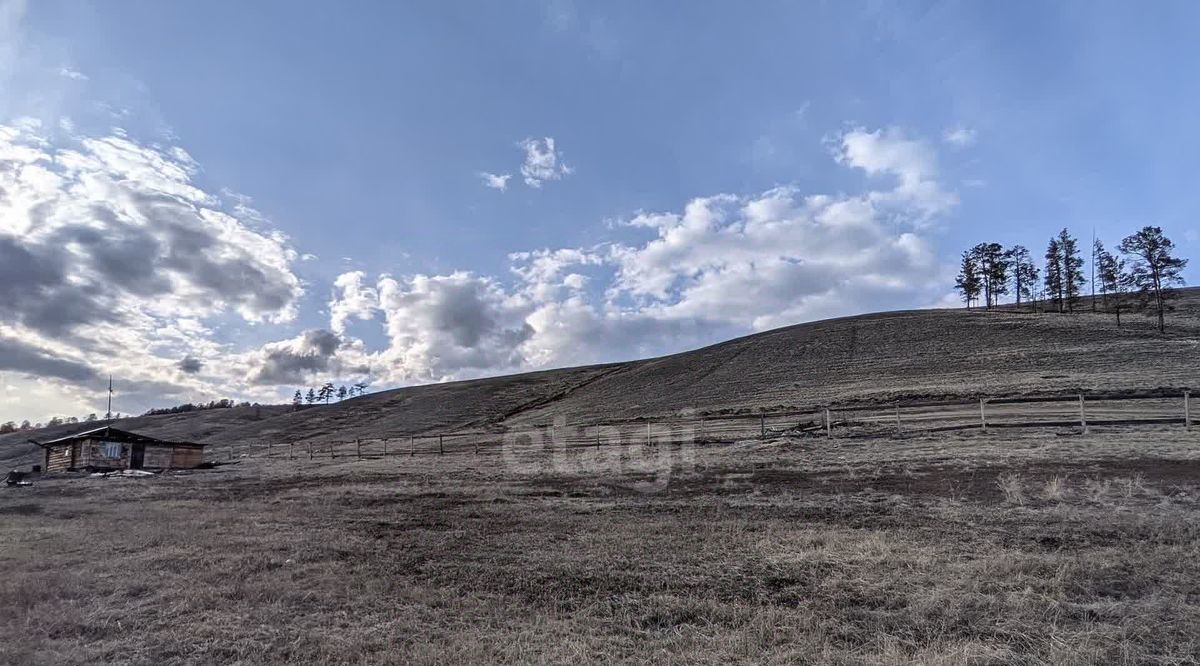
[4,424,1200,664]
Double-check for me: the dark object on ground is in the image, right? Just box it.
[4,470,31,486]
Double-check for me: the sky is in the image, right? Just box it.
[1,0,1197,423]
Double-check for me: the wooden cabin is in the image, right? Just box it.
[34,427,206,472]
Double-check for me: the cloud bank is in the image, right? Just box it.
[1,119,956,418]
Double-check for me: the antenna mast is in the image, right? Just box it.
[106,375,113,420]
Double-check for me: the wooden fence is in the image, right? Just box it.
[205,389,1194,463]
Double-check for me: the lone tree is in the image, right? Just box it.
[1044,238,1064,312]
[318,382,336,404]
[955,250,982,308]
[292,390,303,409]
[353,382,369,396]
[1119,226,1188,332]
[1096,244,1126,326]
[1058,228,1086,311]
[1007,245,1039,309]
[337,385,348,401]
[305,388,317,405]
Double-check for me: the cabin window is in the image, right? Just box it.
[100,442,122,458]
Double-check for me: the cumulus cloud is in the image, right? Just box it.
[478,171,511,191]
[836,126,958,220]
[0,118,304,416]
[373,272,533,381]
[329,271,379,335]
[520,137,572,187]
[246,329,351,385]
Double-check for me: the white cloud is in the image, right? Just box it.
[58,67,87,81]
[942,126,977,148]
[329,271,379,335]
[0,119,304,419]
[836,126,958,220]
[520,137,572,188]
[479,171,512,191]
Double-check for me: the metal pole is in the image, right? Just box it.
[760,414,765,440]
[308,441,312,460]
[1186,391,1192,431]
[439,434,444,455]
[410,435,415,456]
[646,421,652,447]
[894,403,902,435]
[824,408,832,438]
[979,399,987,432]
[1079,394,1088,434]
[595,425,601,449]
[356,439,361,459]
[383,439,387,456]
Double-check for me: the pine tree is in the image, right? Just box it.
[955,251,982,308]
[305,388,317,404]
[1007,245,1039,308]
[1097,245,1125,326]
[337,385,348,401]
[292,390,303,409]
[1119,226,1189,332]
[1058,228,1085,311]
[1044,238,1064,312]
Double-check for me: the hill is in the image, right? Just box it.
[4,288,1199,464]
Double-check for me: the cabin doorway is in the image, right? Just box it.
[130,444,145,469]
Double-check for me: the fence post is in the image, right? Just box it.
[268,441,272,457]
[1079,394,1088,434]
[289,442,293,460]
[894,403,902,436]
[410,435,415,456]
[439,435,444,455]
[595,425,601,449]
[474,437,479,455]
[646,421,652,447]
[356,439,361,459]
[979,398,987,432]
[228,445,232,460]
[824,408,832,438]
[1186,391,1192,431]
[760,414,766,440]
[308,441,312,460]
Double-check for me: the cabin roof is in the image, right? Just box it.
[34,426,205,448]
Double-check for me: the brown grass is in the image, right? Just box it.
[2,426,1200,664]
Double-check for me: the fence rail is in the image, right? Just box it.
[204,390,1195,464]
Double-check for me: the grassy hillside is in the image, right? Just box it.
[4,288,1198,463]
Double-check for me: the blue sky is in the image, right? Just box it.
[0,0,1197,421]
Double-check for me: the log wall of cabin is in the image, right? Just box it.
[45,445,74,472]
[142,446,174,469]
[171,447,205,469]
